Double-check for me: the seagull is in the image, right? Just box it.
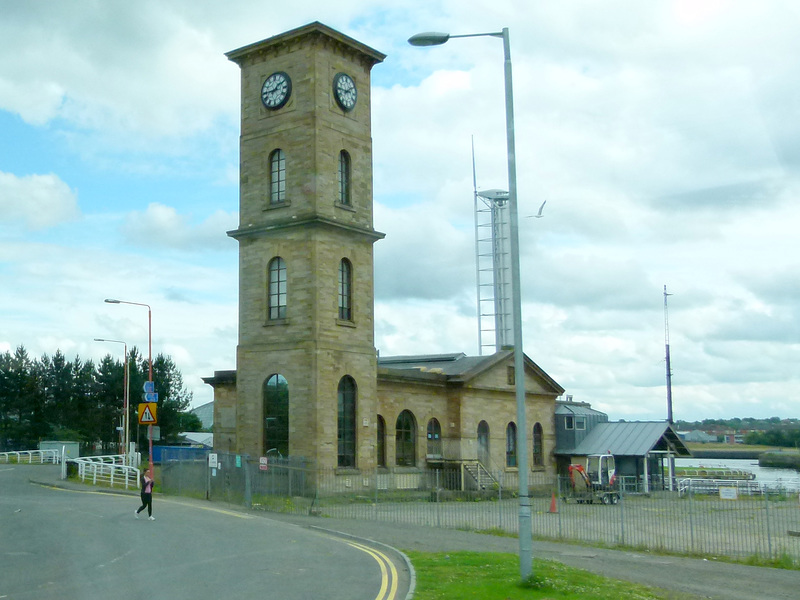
[526,200,546,218]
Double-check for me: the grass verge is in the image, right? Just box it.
[406,551,693,600]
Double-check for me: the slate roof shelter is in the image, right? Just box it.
[556,420,691,492]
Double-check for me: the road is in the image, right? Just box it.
[0,465,409,600]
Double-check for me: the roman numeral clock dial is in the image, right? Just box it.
[333,72,357,111]
[261,71,291,110]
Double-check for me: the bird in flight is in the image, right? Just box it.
[526,200,546,218]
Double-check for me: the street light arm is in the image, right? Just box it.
[408,31,504,46]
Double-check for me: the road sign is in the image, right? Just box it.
[209,453,218,468]
[138,402,158,425]
[144,392,158,403]
[143,381,155,394]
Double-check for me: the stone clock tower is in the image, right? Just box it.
[224,23,385,469]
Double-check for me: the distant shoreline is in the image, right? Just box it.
[688,449,763,460]
[684,446,800,469]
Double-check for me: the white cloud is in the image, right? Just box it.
[2,1,800,421]
[0,171,79,230]
[120,203,238,251]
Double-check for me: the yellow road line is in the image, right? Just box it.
[345,540,400,600]
[160,499,252,519]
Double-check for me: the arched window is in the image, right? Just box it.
[337,376,357,468]
[338,259,352,321]
[376,415,386,468]
[263,374,289,456]
[338,150,351,205]
[269,149,286,205]
[395,410,416,467]
[477,420,490,466]
[532,422,544,466]
[267,257,287,320]
[506,422,517,467]
[426,418,442,458]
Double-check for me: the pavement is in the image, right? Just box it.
[30,465,800,600]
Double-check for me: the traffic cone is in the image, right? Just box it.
[549,491,558,513]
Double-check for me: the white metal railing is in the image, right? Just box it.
[0,449,61,464]
[678,478,764,497]
[73,454,140,490]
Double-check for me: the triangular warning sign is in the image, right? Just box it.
[141,405,155,423]
[138,402,158,425]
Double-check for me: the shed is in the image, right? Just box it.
[556,421,691,492]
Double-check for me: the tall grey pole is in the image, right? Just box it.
[501,27,532,579]
[408,26,532,580]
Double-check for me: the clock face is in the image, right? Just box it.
[333,72,357,112]
[261,71,292,110]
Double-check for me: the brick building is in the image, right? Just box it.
[204,22,563,489]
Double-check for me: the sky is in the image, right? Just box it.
[1,0,798,422]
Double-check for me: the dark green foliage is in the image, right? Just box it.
[676,417,800,448]
[0,344,194,454]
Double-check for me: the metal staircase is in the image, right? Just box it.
[463,460,497,490]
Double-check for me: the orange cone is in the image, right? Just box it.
[549,492,558,513]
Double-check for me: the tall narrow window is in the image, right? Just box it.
[338,150,351,205]
[426,418,442,458]
[337,376,357,468]
[376,415,386,468]
[263,374,289,457]
[396,410,416,467]
[532,422,544,467]
[269,149,286,205]
[268,257,287,320]
[338,258,352,321]
[477,421,490,466]
[506,422,517,467]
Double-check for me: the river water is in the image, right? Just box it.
[675,457,800,491]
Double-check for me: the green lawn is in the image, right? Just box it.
[406,551,689,600]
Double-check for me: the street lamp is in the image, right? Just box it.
[94,338,130,464]
[409,28,533,579]
[105,298,154,472]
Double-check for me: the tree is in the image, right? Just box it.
[0,343,197,455]
[150,354,193,444]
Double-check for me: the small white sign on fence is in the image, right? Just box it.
[208,453,218,469]
[719,486,738,500]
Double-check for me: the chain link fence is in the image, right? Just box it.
[158,450,800,563]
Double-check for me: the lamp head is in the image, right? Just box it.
[104,299,120,304]
[408,32,451,46]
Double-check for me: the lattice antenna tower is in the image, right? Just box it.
[473,138,513,355]
[664,285,674,424]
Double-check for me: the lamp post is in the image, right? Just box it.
[105,298,153,472]
[94,338,130,463]
[409,28,533,579]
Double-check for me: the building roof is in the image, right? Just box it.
[378,349,564,394]
[190,401,214,429]
[555,401,608,417]
[562,421,691,457]
[226,21,386,65]
[179,432,213,448]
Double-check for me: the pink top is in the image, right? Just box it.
[142,475,154,493]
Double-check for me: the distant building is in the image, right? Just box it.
[190,401,214,430]
[678,429,716,443]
